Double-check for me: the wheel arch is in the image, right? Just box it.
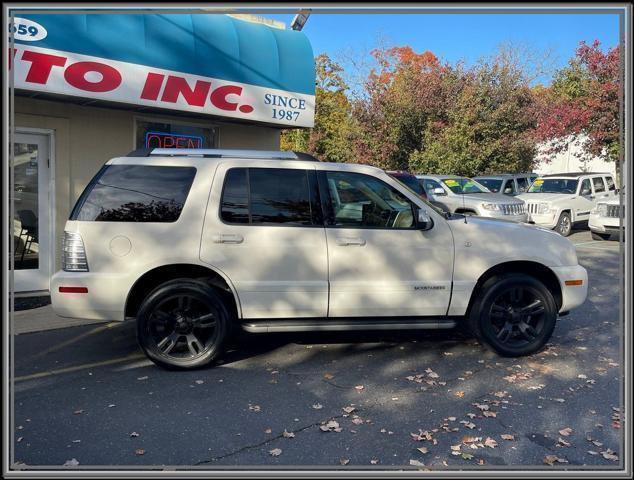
[465,260,563,317]
[125,263,241,320]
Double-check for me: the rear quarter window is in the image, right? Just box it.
[70,165,196,222]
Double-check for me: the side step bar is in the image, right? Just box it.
[241,317,459,333]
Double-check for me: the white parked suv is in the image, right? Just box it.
[416,175,528,222]
[517,172,617,236]
[51,149,588,369]
[589,194,624,240]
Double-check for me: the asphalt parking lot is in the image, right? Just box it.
[11,230,624,470]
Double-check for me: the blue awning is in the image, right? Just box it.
[16,13,315,96]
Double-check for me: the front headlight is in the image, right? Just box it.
[538,202,551,214]
[481,203,501,211]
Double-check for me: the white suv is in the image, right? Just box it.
[517,172,617,236]
[589,195,624,240]
[51,149,588,369]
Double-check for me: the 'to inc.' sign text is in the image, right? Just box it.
[9,44,315,127]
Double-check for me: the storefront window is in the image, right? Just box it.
[136,120,217,149]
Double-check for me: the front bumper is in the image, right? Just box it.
[589,213,621,233]
[50,271,129,321]
[550,264,588,313]
[527,211,559,229]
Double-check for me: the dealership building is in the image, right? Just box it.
[10,13,315,293]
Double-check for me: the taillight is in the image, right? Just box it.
[62,231,89,272]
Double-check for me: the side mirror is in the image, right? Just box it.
[416,208,434,231]
[581,188,591,196]
[504,187,514,194]
[432,187,446,196]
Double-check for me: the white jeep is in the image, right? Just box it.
[51,149,588,369]
[589,195,624,240]
[517,172,617,236]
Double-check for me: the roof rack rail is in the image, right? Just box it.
[126,148,309,161]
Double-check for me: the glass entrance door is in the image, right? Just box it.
[12,132,51,292]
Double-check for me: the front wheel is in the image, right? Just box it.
[591,231,611,241]
[136,279,231,370]
[555,211,572,236]
[469,274,558,357]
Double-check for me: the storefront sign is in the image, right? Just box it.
[10,44,315,127]
[145,131,203,149]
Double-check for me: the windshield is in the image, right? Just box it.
[477,178,503,193]
[442,177,489,194]
[528,178,578,194]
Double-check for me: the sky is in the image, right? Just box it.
[266,13,620,86]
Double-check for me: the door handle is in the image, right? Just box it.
[212,233,244,244]
[335,237,366,246]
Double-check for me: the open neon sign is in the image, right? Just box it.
[145,131,203,149]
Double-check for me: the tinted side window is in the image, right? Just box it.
[592,176,606,193]
[324,171,415,229]
[71,165,196,222]
[422,178,443,193]
[220,168,249,224]
[605,176,616,191]
[249,169,312,225]
[516,177,528,192]
[220,168,317,226]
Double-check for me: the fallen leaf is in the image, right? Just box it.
[312,403,323,410]
[265,428,272,434]
[483,411,497,418]
[425,368,439,378]
[135,449,145,456]
[417,447,429,454]
[269,448,282,457]
[558,427,573,437]
[108,404,116,408]
[474,403,489,411]
[323,373,334,380]
[558,437,571,447]
[351,417,364,425]
[355,385,365,391]
[500,434,515,441]
[320,420,342,432]
[339,458,350,465]
[73,410,84,415]
[464,422,476,429]
[588,450,599,455]
[601,449,618,461]
[409,459,425,467]
[370,459,379,464]
[129,432,140,438]
[451,445,461,451]
[137,376,148,381]
[484,437,498,448]
[17,437,23,443]
[249,405,261,412]
[448,416,456,422]
[63,458,79,466]
[342,406,356,414]
[455,391,465,398]
[544,454,568,465]
[282,430,295,438]
[461,452,474,460]
[195,380,204,385]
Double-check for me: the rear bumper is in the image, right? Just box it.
[50,271,129,321]
[550,265,588,313]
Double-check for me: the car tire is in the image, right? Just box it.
[555,211,572,237]
[136,278,231,370]
[468,273,558,357]
[591,231,611,241]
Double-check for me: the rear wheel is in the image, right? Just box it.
[555,211,572,236]
[591,231,611,241]
[136,279,231,370]
[469,274,557,357]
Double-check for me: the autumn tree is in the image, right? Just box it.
[411,51,538,176]
[280,54,356,163]
[533,40,621,166]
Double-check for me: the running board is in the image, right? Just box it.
[241,317,458,333]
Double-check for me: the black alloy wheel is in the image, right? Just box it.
[136,279,230,369]
[469,274,557,357]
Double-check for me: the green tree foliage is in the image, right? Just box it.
[280,54,355,163]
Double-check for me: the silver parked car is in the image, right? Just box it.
[474,173,538,196]
[417,175,528,222]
